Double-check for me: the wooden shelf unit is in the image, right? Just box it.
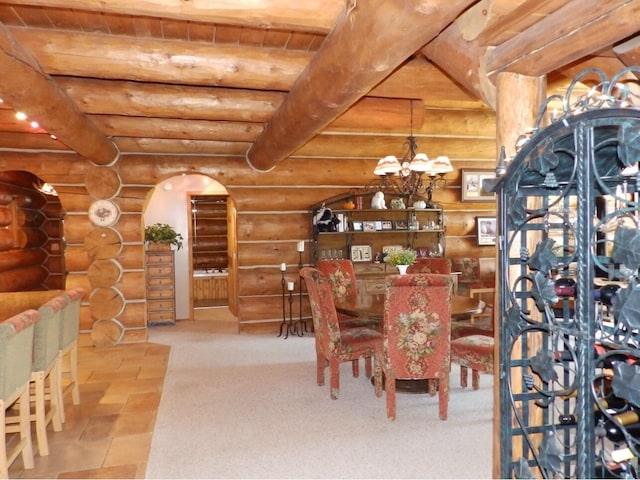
[311,192,445,277]
[190,195,228,271]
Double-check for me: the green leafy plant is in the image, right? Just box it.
[144,223,184,250]
[385,248,417,266]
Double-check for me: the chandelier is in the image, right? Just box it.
[372,101,453,206]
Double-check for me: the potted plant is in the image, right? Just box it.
[144,223,184,250]
[385,248,417,275]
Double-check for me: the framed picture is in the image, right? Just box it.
[461,169,497,202]
[381,220,393,231]
[350,245,372,262]
[476,216,497,246]
[382,245,403,255]
[362,221,376,232]
[352,221,363,231]
[394,220,408,230]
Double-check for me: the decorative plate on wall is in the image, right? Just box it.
[88,199,120,227]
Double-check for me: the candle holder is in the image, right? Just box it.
[288,288,297,337]
[277,269,290,339]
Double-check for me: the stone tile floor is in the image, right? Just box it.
[8,338,169,479]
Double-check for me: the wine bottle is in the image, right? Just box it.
[558,396,630,425]
[609,409,640,427]
[601,418,640,443]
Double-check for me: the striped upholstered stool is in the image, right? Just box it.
[450,334,494,390]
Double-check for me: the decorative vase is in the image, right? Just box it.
[396,264,409,275]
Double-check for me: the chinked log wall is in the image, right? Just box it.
[0,172,64,293]
[0,107,497,340]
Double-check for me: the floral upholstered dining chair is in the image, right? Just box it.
[450,257,494,294]
[315,259,357,303]
[407,258,452,274]
[315,259,377,330]
[300,267,383,400]
[374,273,453,420]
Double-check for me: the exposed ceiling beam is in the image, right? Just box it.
[0,23,118,164]
[11,27,469,106]
[9,27,309,91]
[246,0,476,172]
[613,35,640,70]
[56,77,424,131]
[423,1,496,108]
[475,0,571,46]
[0,0,344,33]
[485,0,640,79]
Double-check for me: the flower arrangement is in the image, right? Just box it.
[144,223,184,250]
[385,248,417,266]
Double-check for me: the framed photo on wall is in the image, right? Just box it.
[350,245,372,262]
[461,169,497,202]
[476,216,497,246]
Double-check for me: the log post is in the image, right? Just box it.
[494,71,546,478]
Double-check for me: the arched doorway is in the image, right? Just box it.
[144,174,237,330]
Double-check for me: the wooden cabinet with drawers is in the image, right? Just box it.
[145,249,176,325]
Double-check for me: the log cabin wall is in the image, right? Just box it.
[0,170,63,293]
[0,102,496,340]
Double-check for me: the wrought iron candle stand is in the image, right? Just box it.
[278,276,302,339]
[278,263,289,338]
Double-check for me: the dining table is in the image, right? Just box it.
[334,292,486,394]
[334,293,484,323]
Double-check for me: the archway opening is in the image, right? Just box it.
[144,174,237,330]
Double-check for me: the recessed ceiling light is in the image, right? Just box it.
[15,112,27,120]
[30,121,39,128]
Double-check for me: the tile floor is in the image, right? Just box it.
[8,337,169,479]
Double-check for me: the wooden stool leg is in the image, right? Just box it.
[18,388,34,470]
[69,342,80,405]
[364,356,372,378]
[0,405,8,478]
[351,359,360,378]
[33,373,49,456]
[472,369,480,390]
[460,366,468,388]
[50,360,63,432]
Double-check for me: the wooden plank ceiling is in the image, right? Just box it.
[0,0,637,169]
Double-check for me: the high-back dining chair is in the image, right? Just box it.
[407,258,452,274]
[0,309,39,477]
[450,257,494,294]
[300,267,382,400]
[374,274,453,420]
[315,258,375,323]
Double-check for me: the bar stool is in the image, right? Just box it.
[58,288,84,422]
[6,298,65,456]
[0,309,39,477]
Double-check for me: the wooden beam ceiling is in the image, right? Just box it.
[0,0,344,33]
[0,23,117,164]
[246,0,477,172]
[485,0,640,78]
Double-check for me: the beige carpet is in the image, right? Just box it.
[146,321,494,479]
